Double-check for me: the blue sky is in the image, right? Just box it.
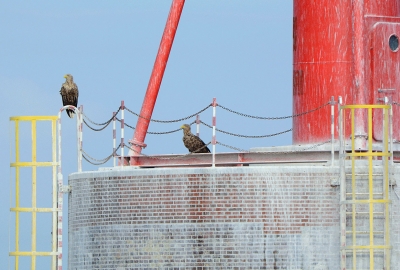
[1,1,293,269]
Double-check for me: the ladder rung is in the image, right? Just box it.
[346,193,383,196]
[341,199,391,204]
[345,211,384,215]
[346,231,384,234]
[343,249,386,253]
[342,245,391,250]
[345,173,383,176]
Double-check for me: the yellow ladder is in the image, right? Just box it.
[339,104,392,269]
[9,116,60,270]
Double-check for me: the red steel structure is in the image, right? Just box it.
[293,0,400,148]
[130,0,400,160]
[129,0,185,163]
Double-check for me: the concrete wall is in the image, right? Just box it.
[68,165,400,269]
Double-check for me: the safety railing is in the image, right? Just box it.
[339,101,392,269]
[80,97,334,167]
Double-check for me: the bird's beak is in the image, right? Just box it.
[180,125,184,129]
[63,75,67,78]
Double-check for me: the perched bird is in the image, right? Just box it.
[60,74,79,118]
[180,124,211,153]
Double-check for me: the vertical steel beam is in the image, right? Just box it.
[129,0,185,161]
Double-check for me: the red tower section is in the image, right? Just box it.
[293,0,400,146]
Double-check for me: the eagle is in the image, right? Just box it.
[60,74,79,118]
[180,124,211,153]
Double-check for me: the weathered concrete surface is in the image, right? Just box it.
[68,164,400,269]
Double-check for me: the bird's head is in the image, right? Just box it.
[180,124,191,132]
[64,74,73,81]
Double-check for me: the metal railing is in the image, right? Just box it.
[81,98,332,167]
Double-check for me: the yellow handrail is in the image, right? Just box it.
[339,103,391,269]
[9,116,59,270]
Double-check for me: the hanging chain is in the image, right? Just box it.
[115,119,196,135]
[124,104,211,123]
[83,118,113,131]
[82,106,121,126]
[81,145,121,165]
[115,118,135,130]
[217,102,330,120]
[79,100,334,166]
[216,141,248,152]
[200,121,292,138]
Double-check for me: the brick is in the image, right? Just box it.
[68,166,400,269]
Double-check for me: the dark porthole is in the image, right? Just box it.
[389,34,399,52]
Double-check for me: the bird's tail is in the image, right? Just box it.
[67,109,75,118]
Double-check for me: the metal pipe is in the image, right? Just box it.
[129,0,185,161]
[113,111,116,167]
[78,105,83,172]
[31,120,37,270]
[351,108,357,270]
[14,119,20,269]
[57,111,63,270]
[383,99,391,269]
[367,107,374,269]
[212,98,216,167]
[352,0,367,150]
[389,99,393,166]
[196,114,200,137]
[121,101,125,166]
[338,96,347,269]
[51,118,57,270]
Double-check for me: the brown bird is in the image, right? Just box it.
[181,124,211,153]
[60,74,79,118]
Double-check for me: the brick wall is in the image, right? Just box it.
[67,165,398,269]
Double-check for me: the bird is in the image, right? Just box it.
[180,124,211,153]
[60,74,79,118]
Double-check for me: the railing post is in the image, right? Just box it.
[338,96,346,270]
[384,97,388,162]
[196,114,200,137]
[387,97,394,167]
[212,98,217,167]
[120,101,125,166]
[113,111,116,167]
[78,105,83,172]
[57,111,63,270]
